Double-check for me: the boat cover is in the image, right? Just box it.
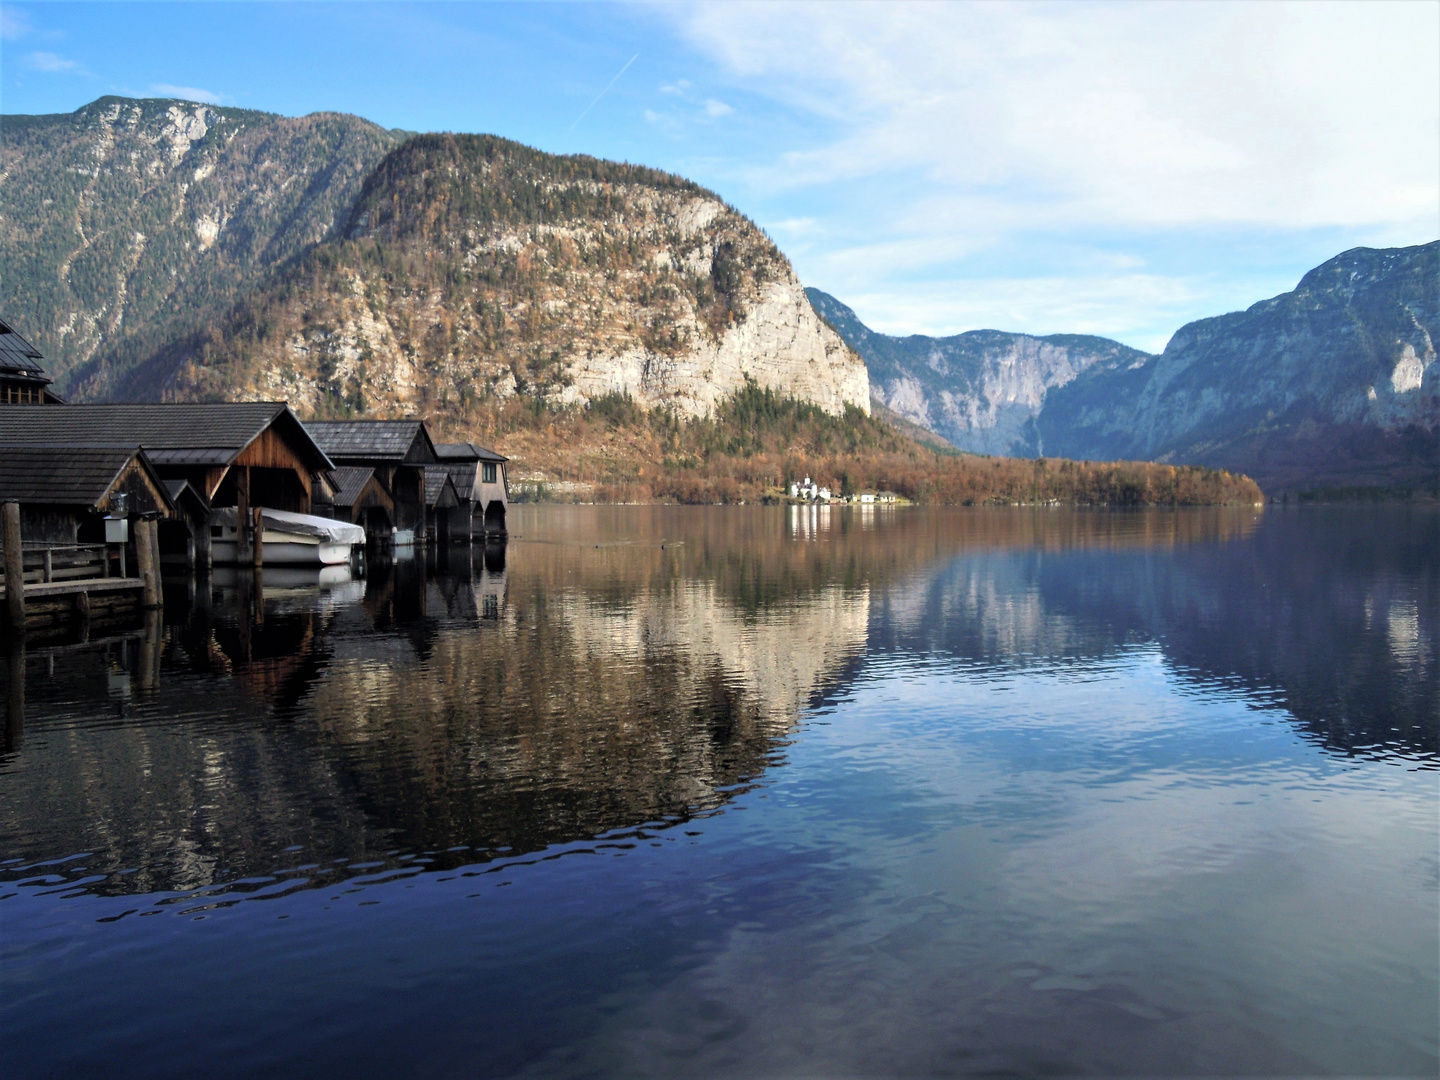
[212,507,366,546]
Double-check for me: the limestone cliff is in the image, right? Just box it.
[0,96,404,397]
[158,133,868,422]
[807,287,1149,455]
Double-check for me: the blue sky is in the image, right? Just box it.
[2,1,1437,353]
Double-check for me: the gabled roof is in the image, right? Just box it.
[0,402,333,470]
[444,463,477,501]
[0,445,175,513]
[0,318,48,378]
[424,467,460,508]
[306,420,437,464]
[163,478,211,516]
[329,466,381,508]
[436,440,507,464]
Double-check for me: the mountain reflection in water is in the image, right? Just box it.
[0,505,1434,1079]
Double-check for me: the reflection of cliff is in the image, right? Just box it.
[0,516,872,897]
[297,550,870,859]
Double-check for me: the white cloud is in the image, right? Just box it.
[663,1,1440,233]
[839,273,1201,353]
[659,78,691,95]
[771,217,819,235]
[149,83,223,105]
[703,98,733,117]
[1,7,31,40]
[651,0,1438,339]
[24,50,80,73]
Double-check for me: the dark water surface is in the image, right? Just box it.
[1,505,1435,1078]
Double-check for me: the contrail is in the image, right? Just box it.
[571,53,639,130]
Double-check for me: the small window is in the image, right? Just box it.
[211,526,223,537]
[482,462,498,484]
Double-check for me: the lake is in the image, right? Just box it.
[1,505,1435,1078]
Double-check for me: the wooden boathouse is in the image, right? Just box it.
[319,467,395,535]
[434,442,509,541]
[423,469,462,544]
[0,446,175,634]
[0,403,336,569]
[0,318,64,405]
[305,420,437,545]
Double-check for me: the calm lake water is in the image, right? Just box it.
[1,505,1435,1078]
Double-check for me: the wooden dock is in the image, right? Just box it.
[2,505,160,636]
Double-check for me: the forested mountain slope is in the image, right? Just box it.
[0,96,404,397]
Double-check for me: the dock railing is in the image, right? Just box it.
[1,516,163,638]
[14,543,112,585]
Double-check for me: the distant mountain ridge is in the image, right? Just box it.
[806,288,1152,456]
[1036,242,1439,492]
[815,241,1439,493]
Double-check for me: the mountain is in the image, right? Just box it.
[0,96,406,398]
[807,287,1151,456]
[2,97,867,422]
[165,132,868,422]
[1036,242,1440,493]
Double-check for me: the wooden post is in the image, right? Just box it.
[196,514,212,573]
[252,506,264,568]
[42,549,52,584]
[136,519,162,609]
[148,515,163,603]
[2,502,24,633]
[237,467,251,563]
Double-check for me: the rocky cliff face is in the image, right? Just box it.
[0,96,404,397]
[3,99,865,424]
[1036,242,1440,491]
[807,288,1150,456]
[165,134,867,422]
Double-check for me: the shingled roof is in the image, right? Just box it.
[0,402,333,470]
[0,445,173,511]
[443,463,476,501]
[424,468,460,508]
[305,420,437,464]
[329,467,379,508]
[435,441,508,464]
[0,318,46,377]
[0,317,62,402]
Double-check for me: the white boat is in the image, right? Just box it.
[210,507,366,566]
